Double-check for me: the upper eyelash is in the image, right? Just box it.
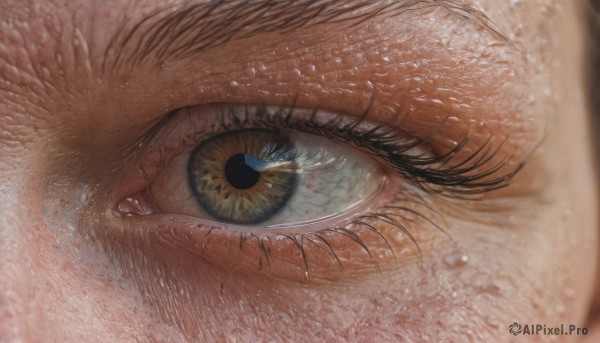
[212,104,522,198]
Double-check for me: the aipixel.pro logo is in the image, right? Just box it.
[508,322,588,336]
[509,322,522,336]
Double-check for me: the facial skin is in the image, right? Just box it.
[0,0,598,342]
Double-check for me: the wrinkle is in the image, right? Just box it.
[104,0,508,72]
[0,26,48,107]
[0,2,99,116]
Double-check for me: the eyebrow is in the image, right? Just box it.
[103,0,504,73]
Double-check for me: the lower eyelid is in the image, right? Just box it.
[113,181,448,282]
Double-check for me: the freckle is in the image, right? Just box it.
[563,288,575,300]
[513,24,524,37]
[42,66,51,77]
[543,87,552,97]
[442,251,468,269]
[365,50,380,63]
[478,278,500,295]
[541,4,551,14]
[66,223,75,232]
[485,318,501,329]
[367,22,381,33]
[555,303,566,316]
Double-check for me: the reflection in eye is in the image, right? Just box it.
[188,129,299,225]
[185,125,382,225]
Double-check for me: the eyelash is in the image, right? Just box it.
[124,103,519,277]
[205,104,519,196]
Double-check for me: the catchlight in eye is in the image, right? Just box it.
[188,129,299,225]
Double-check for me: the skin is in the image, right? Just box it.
[0,0,598,342]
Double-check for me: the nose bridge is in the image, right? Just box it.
[0,160,66,343]
[0,125,49,342]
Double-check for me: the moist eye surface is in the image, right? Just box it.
[188,129,298,225]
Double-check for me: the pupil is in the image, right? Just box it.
[224,153,261,190]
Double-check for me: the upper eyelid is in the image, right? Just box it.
[2,3,530,157]
[102,0,508,72]
[127,104,522,201]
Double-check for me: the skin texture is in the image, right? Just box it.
[0,0,598,342]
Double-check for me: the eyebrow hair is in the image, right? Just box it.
[103,0,505,73]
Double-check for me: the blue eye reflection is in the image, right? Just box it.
[242,154,268,172]
[189,129,298,225]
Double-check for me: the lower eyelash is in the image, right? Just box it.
[205,186,447,279]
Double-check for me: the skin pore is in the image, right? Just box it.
[0,0,598,342]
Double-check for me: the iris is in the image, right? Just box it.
[188,129,298,225]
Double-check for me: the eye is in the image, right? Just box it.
[185,128,382,225]
[114,104,516,280]
[121,105,386,227]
